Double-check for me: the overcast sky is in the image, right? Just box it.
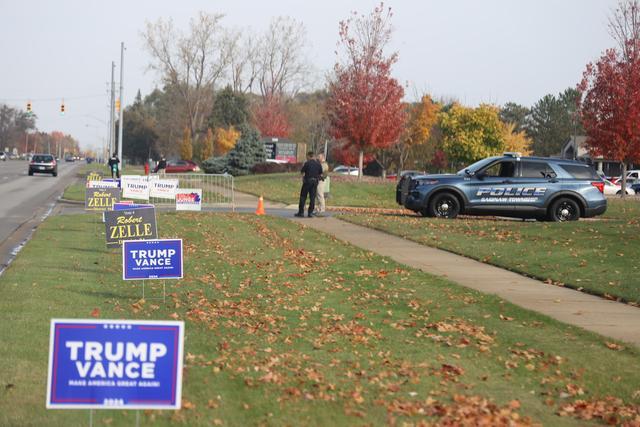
[0,0,618,151]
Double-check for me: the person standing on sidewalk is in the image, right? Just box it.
[315,153,330,215]
[295,151,323,218]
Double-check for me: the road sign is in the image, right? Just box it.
[175,189,202,211]
[46,319,184,409]
[85,188,120,211]
[123,239,183,281]
[104,207,157,248]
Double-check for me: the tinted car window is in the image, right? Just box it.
[33,155,53,162]
[559,164,598,180]
[520,161,555,178]
[483,161,515,178]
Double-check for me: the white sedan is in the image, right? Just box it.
[603,179,634,195]
[333,165,359,175]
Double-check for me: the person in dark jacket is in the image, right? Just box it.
[154,154,167,176]
[107,152,120,179]
[295,151,323,218]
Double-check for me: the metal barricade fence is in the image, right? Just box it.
[147,173,235,210]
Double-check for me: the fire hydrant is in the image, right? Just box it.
[144,162,150,175]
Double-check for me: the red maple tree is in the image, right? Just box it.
[252,96,291,138]
[579,40,640,195]
[326,3,406,178]
[330,141,374,166]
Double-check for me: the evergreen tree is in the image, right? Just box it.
[527,88,582,156]
[209,86,250,129]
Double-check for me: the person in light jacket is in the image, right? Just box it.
[315,153,330,215]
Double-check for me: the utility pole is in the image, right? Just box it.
[109,61,116,157]
[117,42,124,171]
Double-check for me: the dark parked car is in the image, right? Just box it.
[165,160,200,173]
[28,154,58,177]
[397,153,607,221]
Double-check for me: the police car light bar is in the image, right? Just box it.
[503,152,522,158]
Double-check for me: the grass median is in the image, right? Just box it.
[235,173,397,208]
[341,198,640,305]
[1,212,639,425]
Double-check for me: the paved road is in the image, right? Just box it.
[0,160,81,272]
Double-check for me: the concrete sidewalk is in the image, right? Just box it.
[233,190,640,347]
[294,216,640,347]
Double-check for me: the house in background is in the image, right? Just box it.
[560,136,632,177]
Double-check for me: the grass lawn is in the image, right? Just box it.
[341,198,640,305]
[1,212,639,426]
[235,173,397,209]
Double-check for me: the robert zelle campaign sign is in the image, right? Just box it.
[123,239,183,280]
[46,319,184,409]
[104,207,158,248]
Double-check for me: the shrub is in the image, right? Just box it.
[251,162,303,174]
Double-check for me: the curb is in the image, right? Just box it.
[59,198,83,205]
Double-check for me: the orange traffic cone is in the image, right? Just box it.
[256,195,265,215]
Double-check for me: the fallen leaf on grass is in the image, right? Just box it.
[605,342,625,351]
[90,308,100,318]
[182,400,196,409]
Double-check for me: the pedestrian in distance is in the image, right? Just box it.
[295,151,323,218]
[108,152,120,179]
[154,154,167,177]
[315,153,330,216]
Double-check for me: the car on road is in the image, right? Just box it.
[603,179,635,196]
[165,159,200,173]
[397,153,607,221]
[333,165,359,175]
[0,152,6,161]
[28,154,58,177]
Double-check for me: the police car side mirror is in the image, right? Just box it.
[465,169,475,177]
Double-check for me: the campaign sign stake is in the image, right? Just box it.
[46,319,184,410]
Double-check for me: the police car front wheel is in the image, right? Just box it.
[428,193,460,219]
[549,198,580,222]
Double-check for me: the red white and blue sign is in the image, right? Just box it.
[122,239,183,281]
[46,319,184,410]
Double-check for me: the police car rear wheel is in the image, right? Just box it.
[549,198,580,222]
[429,193,460,219]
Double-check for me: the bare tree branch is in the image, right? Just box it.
[609,0,640,58]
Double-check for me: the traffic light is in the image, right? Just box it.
[26,102,32,113]
[60,102,65,116]
[115,99,120,113]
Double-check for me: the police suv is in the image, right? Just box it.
[397,153,607,221]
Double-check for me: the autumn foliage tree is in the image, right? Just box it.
[214,126,240,155]
[180,127,193,161]
[201,128,214,160]
[438,104,506,165]
[326,3,406,178]
[397,95,440,173]
[502,123,532,155]
[252,96,291,138]
[579,41,640,196]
